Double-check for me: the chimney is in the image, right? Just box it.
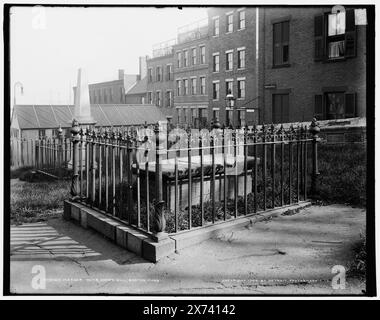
[139,56,148,79]
[118,69,125,80]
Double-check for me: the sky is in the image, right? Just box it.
[10,6,208,105]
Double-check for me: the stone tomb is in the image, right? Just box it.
[136,153,258,211]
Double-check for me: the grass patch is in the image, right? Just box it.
[316,143,366,207]
[347,233,366,279]
[10,179,70,225]
[10,166,34,179]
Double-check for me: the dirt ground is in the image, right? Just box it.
[9,204,366,295]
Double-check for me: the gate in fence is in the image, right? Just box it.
[68,118,321,239]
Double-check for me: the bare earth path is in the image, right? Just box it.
[10,204,365,295]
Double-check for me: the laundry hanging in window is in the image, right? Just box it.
[328,40,345,58]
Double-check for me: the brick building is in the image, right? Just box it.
[207,7,260,127]
[259,6,366,123]
[146,39,176,117]
[173,18,209,128]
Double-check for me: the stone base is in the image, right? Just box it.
[63,200,175,262]
[63,200,311,262]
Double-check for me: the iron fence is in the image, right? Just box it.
[69,118,321,239]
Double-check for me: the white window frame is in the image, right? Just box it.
[225,49,234,71]
[212,16,220,37]
[183,78,189,96]
[200,76,206,95]
[212,80,220,101]
[191,47,197,65]
[176,79,182,96]
[226,11,234,33]
[238,9,246,30]
[190,77,197,95]
[199,45,206,64]
[212,52,220,73]
[183,50,189,67]
[237,47,246,69]
[237,77,246,100]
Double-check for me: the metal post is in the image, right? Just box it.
[58,125,63,178]
[310,118,320,198]
[70,119,80,200]
[153,123,167,240]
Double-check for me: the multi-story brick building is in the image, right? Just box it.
[259,6,366,123]
[207,7,260,127]
[146,39,176,116]
[173,18,209,128]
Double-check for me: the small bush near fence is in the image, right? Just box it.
[11,179,70,224]
[316,143,366,207]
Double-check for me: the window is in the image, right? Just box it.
[213,109,220,123]
[226,109,234,127]
[148,68,153,82]
[200,46,206,64]
[200,77,206,95]
[212,81,220,100]
[177,52,182,68]
[272,94,289,123]
[314,9,356,61]
[213,53,220,72]
[166,91,173,107]
[156,66,162,81]
[192,48,197,65]
[177,108,182,124]
[156,91,161,106]
[238,10,246,30]
[191,78,197,95]
[199,108,208,128]
[273,20,289,66]
[237,49,245,69]
[225,80,233,96]
[147,92,153,104]
[192,108,199,128]
[183,79,189,95]
[238,109,246,127]
[226,13,233,33]
[183,50,189,67]
[226,51,233,71]
[166,64,172,81]
[314,92,356,120]
[213,17,220,36]
[176,80,182,96]
[237,79,245,99]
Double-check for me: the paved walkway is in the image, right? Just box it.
[10,205,366,295]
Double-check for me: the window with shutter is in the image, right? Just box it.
[345,9,357,58]
[344,93,356,117]
[314,15,325,61]
[273,21,290,66]
[316,9,357,61]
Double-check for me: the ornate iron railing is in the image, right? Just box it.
[68,119,321,240]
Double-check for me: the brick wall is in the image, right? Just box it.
[173,35,209,126]
[207,7,260,127]
[146,54,175,109]
[261,7,366,124]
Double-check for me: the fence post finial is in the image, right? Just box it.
[310,118,320,199]
[153,122,167,240]
[70,119,80,200]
